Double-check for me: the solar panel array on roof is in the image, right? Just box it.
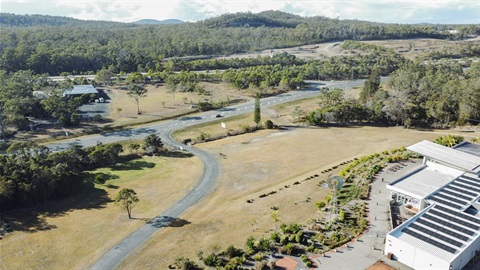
[429,209,480,230]
[432,193,467,206]
[440,189,472,201]
[455,142,480,159]
[427,173,480,211]
[402,228,457,254]
[410,223,463,247]
[435,205,480,225]
[444,185,476,197]
[462,175,480,184]
[416,218,470,242]
[429,197,463,209]
[457,176,480,189]
[422,213,476,236]
[450,181,480,193]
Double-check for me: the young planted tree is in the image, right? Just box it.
[115,188,139,219]
[254,92,261,126]
[271,210,280,230]
[127,84,147,115]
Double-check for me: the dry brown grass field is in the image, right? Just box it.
[119,125,479,269]
[4,80,479,269]
[4,38,480,269]
[0,155,202,270]
[107,82,250,127]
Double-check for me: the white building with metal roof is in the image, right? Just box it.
[385,140,480,270]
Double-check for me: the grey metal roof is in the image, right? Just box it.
[407,140,480,174]
[64,85,98,95]
[388,163,462,199]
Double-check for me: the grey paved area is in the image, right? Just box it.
[311,161,421,270]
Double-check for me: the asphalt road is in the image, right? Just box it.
[45,78,376,270]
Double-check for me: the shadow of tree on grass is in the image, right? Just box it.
[5,188,112,233]
[111,160,156,171]
[157,151,194,159]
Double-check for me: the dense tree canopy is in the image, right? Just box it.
[1,11,477,75]
[0,142,123,210]
[303,60,480,128]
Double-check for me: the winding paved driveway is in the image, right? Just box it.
[45,79,374,270]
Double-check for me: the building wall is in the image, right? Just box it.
[385,235,450,270]
[412,247,449,269]
[451,236,480,270]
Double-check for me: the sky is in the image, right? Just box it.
[1,0,479,24]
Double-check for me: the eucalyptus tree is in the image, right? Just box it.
[127,84,148,115]
[115,188,139,219]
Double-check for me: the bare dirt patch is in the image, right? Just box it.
[0,155,202,270]
[118,126,469,269]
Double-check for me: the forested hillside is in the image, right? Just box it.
[1,11,478,75]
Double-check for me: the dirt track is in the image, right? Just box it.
[218,37,480,60]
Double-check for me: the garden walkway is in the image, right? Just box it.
[307,161,421,270]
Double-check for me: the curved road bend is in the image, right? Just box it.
[89,131,219,270]
[44,79,373,269]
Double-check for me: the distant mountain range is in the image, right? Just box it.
[132,19,184,25]
[0,13,185,27]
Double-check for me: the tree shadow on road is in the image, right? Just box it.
[145,216,191,228]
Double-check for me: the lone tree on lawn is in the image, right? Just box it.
[254,92,261,126]
[127,84,147,115]
[166,75,178,105]
[115,188,139,219]
[143,133,164,155]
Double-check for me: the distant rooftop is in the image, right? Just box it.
[407,140,480,174]
[64,85,98,96]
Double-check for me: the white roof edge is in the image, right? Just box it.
[407,140,480,173]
